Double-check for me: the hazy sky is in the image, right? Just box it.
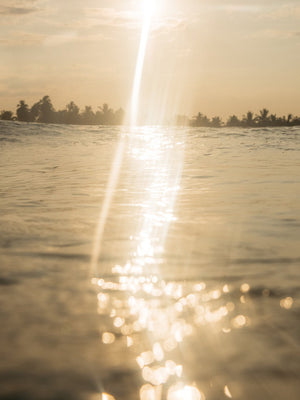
[1,0,299,119]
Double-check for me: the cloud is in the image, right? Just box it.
[43,31,106,46]
[0,0,44,16]
[152,17,188,36]
[84,7,139,28]
[43,32,77,46]
[212,5,263,13]
[0,6,39,15]
[0,30,107,47]
[84,7,188,33]
[266,5,300,20]
[0,32,45,46]
[250,29,300,40]
[0,3,190,49]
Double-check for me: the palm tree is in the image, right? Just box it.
[287,114,293,125]
[98,103,114,125]
[242,111,255,127]
[291,116,300,126]
[80,106,95,125]
[0,110,14,120]
[227,115,241,127]
[36,96,55,123]
[256,108,270,126]
[192,112,210,127]
[30,100,42,122]
[211,116,222,127]
[16,100,31,122]
[65,101,80,124]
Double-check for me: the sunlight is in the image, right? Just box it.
[90,4,249,400]
[90,127,251,399]
[90,1,159,273]
[130,0,158,126]
[141,0,158,18]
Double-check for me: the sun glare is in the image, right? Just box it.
[130,0,159,126]
[91,0,159,273]
[141,0,158,17]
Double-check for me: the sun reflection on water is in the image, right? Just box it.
[90,127,253,399]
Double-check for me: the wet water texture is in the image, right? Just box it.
[0,121,299,400]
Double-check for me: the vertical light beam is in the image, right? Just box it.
[130,1,156,127]
[90,1,156,275]
[90,138,125,276]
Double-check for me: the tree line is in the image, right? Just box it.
[189,109,300,127]
[0,96,125,125]
[0,96,299,127]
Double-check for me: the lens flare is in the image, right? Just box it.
[130,0,157,126]
[142,0,157,16]
[90,1,157,274]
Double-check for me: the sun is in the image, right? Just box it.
[132,0,162,22]
[141,0,158,18]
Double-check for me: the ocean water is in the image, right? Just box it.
[0,120,299,400]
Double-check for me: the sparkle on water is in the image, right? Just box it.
[88,2,296,400]
[89,1,246,398]
[90,126,255,399]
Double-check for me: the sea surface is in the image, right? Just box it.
[0,120,299,400]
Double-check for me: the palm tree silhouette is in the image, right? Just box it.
[256,108,270,126]
[242,111,255,127]
[17,100,31,122]
[227,115,241,127]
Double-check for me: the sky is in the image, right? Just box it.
[0,0,300,120]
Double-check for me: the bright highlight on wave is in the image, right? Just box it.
[90,123,255,399]
[90,2,250,400]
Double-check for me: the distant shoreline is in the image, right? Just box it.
[1,95,300,127]
[2,120,300,130]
